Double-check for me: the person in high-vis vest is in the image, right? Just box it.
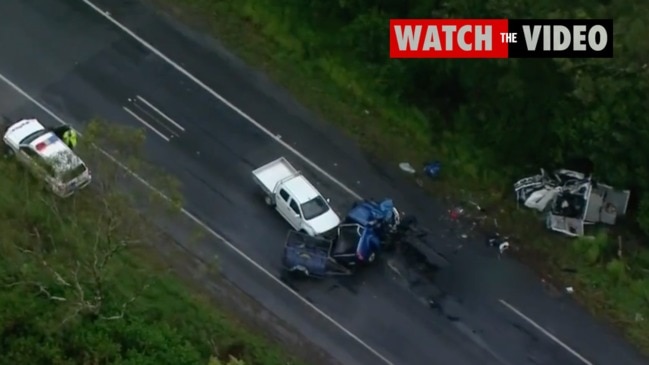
[62,128,78,149]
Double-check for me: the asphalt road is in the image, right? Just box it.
[1,1,647,365]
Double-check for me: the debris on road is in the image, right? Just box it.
[498,241,509,254]
[487,233,510,255]
[449,206,464,220]
[635,313,644,322]
[399,162,416,174]
[565,286,574,294]
[423,161,441,178]
[514,168,630,237]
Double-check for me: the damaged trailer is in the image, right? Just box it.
[514,169,630,237]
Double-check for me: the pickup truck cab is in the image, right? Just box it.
[253,157,341,236]
[3,118,91,197]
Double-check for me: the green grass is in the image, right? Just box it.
[0,123,302,365]
[151,0,649,354]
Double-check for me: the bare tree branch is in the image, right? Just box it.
[71,260,87,305]
[98,240,126,273]
[100,282,150,321]
[5,281,67,301]
[14,237,71,287]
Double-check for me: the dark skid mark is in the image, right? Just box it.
[332,274,363,295]
[190,119,264,170]
[385,239,512,364]
[182,166,235,205]
[279,274,302,293]
[510,322,540,343]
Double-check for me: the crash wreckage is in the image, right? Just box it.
[514,169,630,237]
[281,198,405,278]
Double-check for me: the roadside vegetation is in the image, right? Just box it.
[0,121,301,365]
[152,0,649,352]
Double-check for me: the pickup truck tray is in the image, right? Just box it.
[282,230,351,278]
[252,157,298,195]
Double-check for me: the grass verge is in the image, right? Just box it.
[150,0,649,353]
[0,122,303,365]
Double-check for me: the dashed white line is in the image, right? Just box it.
[82,0,361,201]
[76,2,596,363]
[123,106,170,141]
[83,1,596,362]
[136,95,185,131]
[0,71,395,365]
[499,299,592,365]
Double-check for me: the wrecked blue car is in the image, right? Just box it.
[345,198,401,239]
[332,223,382,264]
[281,223,382,278]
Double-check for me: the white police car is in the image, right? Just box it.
[2,118,91,197]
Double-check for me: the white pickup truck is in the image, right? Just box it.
[252,157,341,236]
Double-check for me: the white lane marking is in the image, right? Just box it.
[130,100,180,137]
[123,106,170,141]
[83,1,590,359]
[136,95,185,131]
[499,299,592,365]
[0,72,395,365]
[82,0,361,201]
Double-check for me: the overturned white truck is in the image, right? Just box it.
[514,169,630,237]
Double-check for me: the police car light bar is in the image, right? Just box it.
[35,135,59,151]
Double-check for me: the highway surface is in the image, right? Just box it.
[1,1,647,365]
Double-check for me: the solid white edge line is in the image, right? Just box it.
[136,95,185,131]
[0,72,395,365]
[82,0,362,201]
[81,2,594,362]
[123,106,170,142]
[499,299,592,365]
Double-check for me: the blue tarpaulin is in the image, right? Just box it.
[423,161,441,178]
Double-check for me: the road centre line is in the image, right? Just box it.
[82,0,361,201]
[0,72,395,365]
[499,299,592,365]
[135,95,185,131]
[129,99,179,137]
[82,1,593,360]
[123,106,170,141]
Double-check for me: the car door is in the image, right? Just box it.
[287,198,303,229]
[19,146,55,183]
[276,188,299,229]
[17,146,41,176]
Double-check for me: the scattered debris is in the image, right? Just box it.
[635,313,644,322]
[423,161,441,178]
[399,162,416,174]
[461,234,467,239]
[449,206,464,220]
[565,286,574,294]
[467,200,485,212]
[486,233,510,255]
[514,168,631,237]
